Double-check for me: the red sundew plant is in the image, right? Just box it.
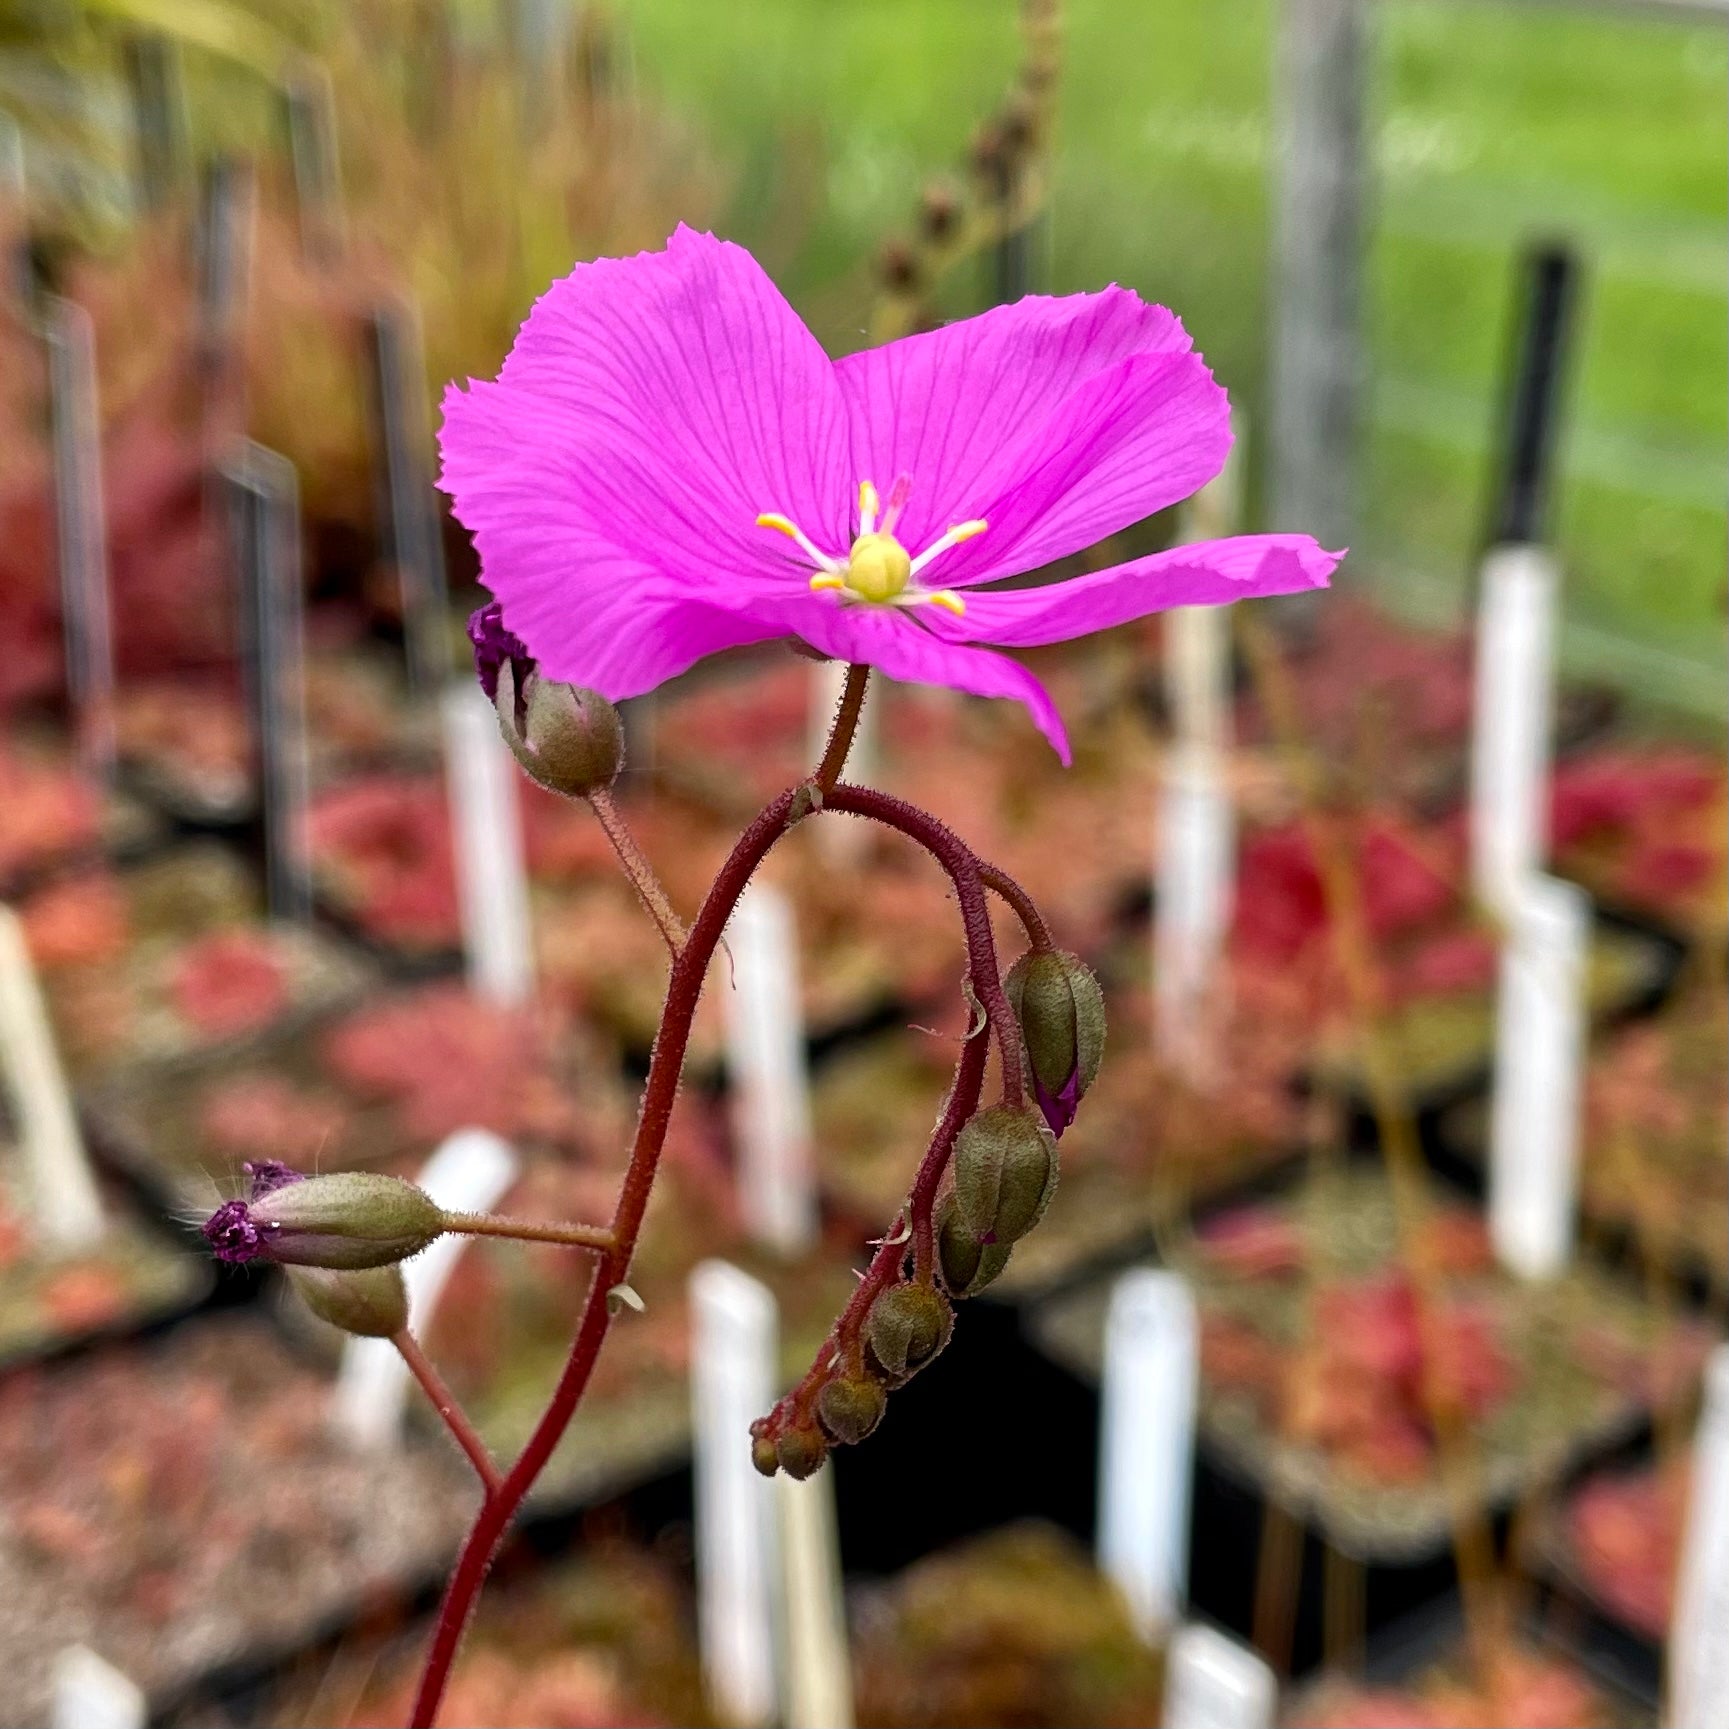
[197,228,1337,1726]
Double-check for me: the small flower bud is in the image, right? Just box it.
[497,661,624,799]
[817,1375,887,1446]
[1004,948,1106,1138]
[751,1432,781,1478]
[775,1424,829,1481]
[202,1171,445,1270]
[935,1195,1012,1297]
[866,1282,953,1382]
[287,1264,409,1338]
[951,1105,1058,1245]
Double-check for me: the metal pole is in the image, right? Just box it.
[1269,0,1368,560]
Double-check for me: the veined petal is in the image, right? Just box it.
[933,535,1342,648]
[836,288,1226,583]
[780,598,1072,764]
[440,226,853,639]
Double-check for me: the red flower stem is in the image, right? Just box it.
[814,663,871,793]
[411,779,1022,1727]
[587,785,688,956]
[823,783,1024,1109]
[977,860,1052,950]
[392,1330,503,1498]
[440,1212,614,1250]
[771,1018,990,1427]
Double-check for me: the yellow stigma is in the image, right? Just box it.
[844,531,912,604]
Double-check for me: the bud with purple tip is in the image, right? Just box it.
[1003,948,1106,1138]
[202,1171,445,1270]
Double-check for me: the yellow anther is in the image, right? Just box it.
[756,513,799,538]
[949,519,988,543]
[809,573,846,592]
[859,480,879,520]
[926,590,966,617]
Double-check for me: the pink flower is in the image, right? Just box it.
[440,227,1341,762]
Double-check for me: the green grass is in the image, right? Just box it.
[616,0,1726,705]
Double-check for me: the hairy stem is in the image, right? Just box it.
[824,783,1024,1108]
[978,860,1053,951]
[588,785,687,955]
[814,662,871,792]
[411,777,1022,1727]
[440,1212,614,1251]
[772,1017,991,1428]
[393,1330,502,1497]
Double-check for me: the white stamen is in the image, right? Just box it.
[756,513,843,573]
[909,519,988,577]
[857,481,879,537]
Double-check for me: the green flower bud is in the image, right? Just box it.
[935,1195,1013,1298]
[1004,948,1106,1137]
[775,1425,829,1481]
[751,1432,781,1478]
[865,1282,953,1383]
[287,1264,409,1338]
[816,1375,888,1446]
[497,660,623,798]
[205,1171,445,1270]
[951,1106,1058,1245]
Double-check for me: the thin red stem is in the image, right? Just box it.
[824,783,1024,1108]
[770,1019,990,1429]
[393,1330,502,1497]
[411,781,1024,1727]
[978,860,1053,950]
[587,785,688,955]
[814,663,871,792]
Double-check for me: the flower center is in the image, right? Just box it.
[756,478,985,619]
[844,531,912,603]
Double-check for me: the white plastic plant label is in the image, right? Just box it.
[723,882,817,1256]
[441,679,535,1008]
[332,1128,519,1450]
[43,296,116,779]
[1154,743,1235,1071]
[691,1259,780,1729]
[1162,1622,1277,1729]
[50,1647,145,1729]
[1470,543,1558,916]
[1669,1343,1729,1729]
[1097,1268,1198,1640]
[0,905,104,1250]
[777,1469,854,1729]
[1488,873,1588,1280]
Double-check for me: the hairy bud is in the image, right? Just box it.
[951,1106,1059,1245]
[866,1282,953,1383]
[935,1194,1013,1297]
[495,660,623,799]
[203,1171,445,1270]
[1004,948,1105,1137]
[817,1375,888,1446]
[751,1432,781,1479]
[288,1264,409,1338]
[775,1424,829,1481]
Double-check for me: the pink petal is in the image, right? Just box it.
[934,534,1342,647]
[836,289,1228,584]
[440,227,852,693]
[780,597,1072,764]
